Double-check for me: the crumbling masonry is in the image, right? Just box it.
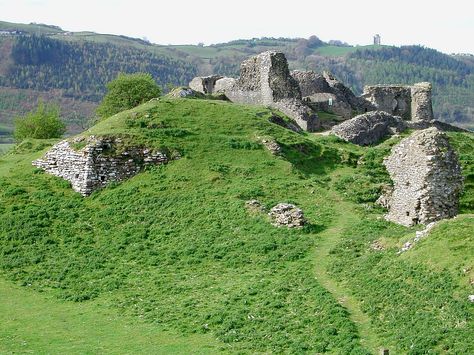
[378,128,463,226]
[190,51,319,131]
[33,136,170,196]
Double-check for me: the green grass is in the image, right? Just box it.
[0,99,370,354]
[0,20,63,34]
[325,131,474,354]
[0,278,223,354]
[0,98,472,353]
[402,215,474,284]
[0,144,14,155]
[314,45,389,57]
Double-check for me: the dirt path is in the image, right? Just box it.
[312,197,384,354]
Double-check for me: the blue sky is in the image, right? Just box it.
[1,0,473,54]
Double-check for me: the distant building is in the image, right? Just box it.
[373,34,381,45]
[0,30,20,36]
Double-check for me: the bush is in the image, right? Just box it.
[14,101,66,140]
[96,73,161,118]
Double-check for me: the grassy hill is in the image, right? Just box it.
[0,97,472,353]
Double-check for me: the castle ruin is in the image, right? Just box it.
[361,82,434,121]
[378,128,463,226]
[190,51,319,131]
[33,136,170,196]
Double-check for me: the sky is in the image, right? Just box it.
[1,0,473,54]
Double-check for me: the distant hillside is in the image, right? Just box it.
[0,21,473,132]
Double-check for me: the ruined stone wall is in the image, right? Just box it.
[33,136,169,196]
[411,82,434,121]
[362,85,412,119]
[362,83,434,121]
[224,51,301,105]
[291,70,373,119]
[189,75,223,94]
[209,51,319,131]
[380,128,463,226]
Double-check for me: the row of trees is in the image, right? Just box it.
[350,45,472,75]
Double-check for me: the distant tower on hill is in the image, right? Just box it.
[374,34,381,45]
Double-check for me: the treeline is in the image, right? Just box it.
[350,45,472,75]
[1,35,198,101]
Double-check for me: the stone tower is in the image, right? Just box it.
[374,34,381,45]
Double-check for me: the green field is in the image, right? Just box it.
[0,20,63,34]
[314,44,388,57]
[0,144,13,154]
[0,98,472,353]
[0,278,222,354]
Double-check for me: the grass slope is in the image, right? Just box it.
[0,98,473,353]
[0,279,221,354]
[0,99,369,354]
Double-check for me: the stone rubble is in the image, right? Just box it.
[260,138,281,155]
[291,70,374,119]
[370,240,385,252]
[189,75,223,94]
[268,203,306,228]
[245,199,267,213]
[33,136,171,196]
[397,222,438,253]
[380,128,463,226]
[331,111,407,145]
[166,87,203,98]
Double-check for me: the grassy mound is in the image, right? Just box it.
[0,99,368,353]
[0,98,472,353]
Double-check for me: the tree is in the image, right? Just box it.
[96,72,161,118]
[14,101,66,140]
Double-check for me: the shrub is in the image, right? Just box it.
[96,73,161,118]
[13,101,66,140]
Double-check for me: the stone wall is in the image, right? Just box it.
[192,51,319,132]
[221,51,302,103]
[379,127,463,226]
[291,70,373,119]
[362,85,412,119]
[411,82,434,121]
[189,75,223,94]
[362,83,434,121]
[33,136,170,196]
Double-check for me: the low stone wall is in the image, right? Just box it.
[33,136,170,196]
